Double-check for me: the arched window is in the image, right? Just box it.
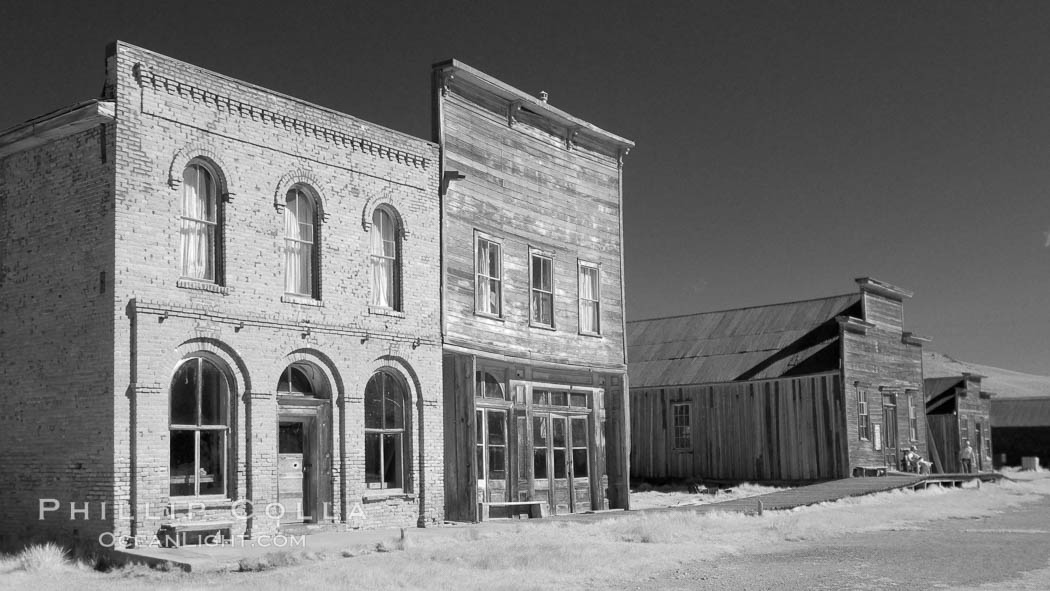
[170,356,230,497]
[180,162,222,282]
[364,371,407,490]
[370,208,401,309]
[284,187,318,298]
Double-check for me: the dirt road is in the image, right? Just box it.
[635,493,1050,590]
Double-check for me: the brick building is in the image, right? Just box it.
[0,42,444,547]
[433,61,634,520]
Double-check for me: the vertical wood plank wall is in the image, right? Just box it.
[629,373,846,482]
[442,353,477,521]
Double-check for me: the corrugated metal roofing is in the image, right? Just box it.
[627,293,861,388]
[991,397,1050,428]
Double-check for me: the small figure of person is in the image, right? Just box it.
[959,439,975,474]
[903,446,921,473]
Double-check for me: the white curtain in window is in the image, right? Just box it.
[180,165,215,280]
[476,240,500,314]
[580,266,599,333]
[285,190,314,295]
[371,209,397,307]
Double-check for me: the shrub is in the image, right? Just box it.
[18,543,69,572]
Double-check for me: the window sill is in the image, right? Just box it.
[368,306,405,318]
[167,496,234,511]
[282,294,323,307]
[177,278,229,295]
[530,323,556,332]
[578,331,602,338]
[362,491,416,503]
[474,311,505,322]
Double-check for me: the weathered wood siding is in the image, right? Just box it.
[842,291,926,470]
[630,373,847,483]
[439,85,625,369]
[442,353,477,521]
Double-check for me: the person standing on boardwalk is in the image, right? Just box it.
[959,440,975,473]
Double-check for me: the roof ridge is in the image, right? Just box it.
[627,292,859,324]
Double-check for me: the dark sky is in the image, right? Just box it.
[1,1,1047,374]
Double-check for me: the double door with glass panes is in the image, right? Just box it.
[476,408,509,503]
[532,413,590,515]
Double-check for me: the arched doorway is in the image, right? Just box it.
[276,362,332,524]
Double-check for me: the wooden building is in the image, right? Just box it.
[628,278,929,484]
[924,374,994,472]
[991,397,1050,468]
[432,61,635,520]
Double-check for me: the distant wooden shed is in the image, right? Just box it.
[991,397,1050,468]
[924,374,993,473]
[628,278,929,483]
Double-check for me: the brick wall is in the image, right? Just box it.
[108,42,445,540]
[0,122,116,548]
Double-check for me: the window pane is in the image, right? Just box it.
[489,447,506,479]
[279,422,304,454]
[384,385,404,430]
[533,449,548,479]
[488,243,500,277]
[382,433,402,488]
[200,359,227,426]
[553,449,567,478]
[199,430,225,495]
[571,418,588,447]
[533,390,548,406]
[365,432,381,483]
[365,376,383,429]
[488,412,506,445]
[552,418,566,447]
[570,393,588,408]
[551,391,568,407]
[169,430,196,496]
[533,416,548,445]
[171,361,197,425]
[572,449,588,478]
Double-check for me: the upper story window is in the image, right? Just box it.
[170,356,230,498]
[370,208,401,310]
[530,251,554,328]
[180,162,222,283]
[284,187,319,298]
[475,234,503,317]
[578,261,600,335]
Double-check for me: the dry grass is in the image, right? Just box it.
[3,474,1048,590]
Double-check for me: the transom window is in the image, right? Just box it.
[475,372,505,399]
[365,371,408,490]
[370,208,401,309]
[530,252,554,327]
[672,403,691,450]
[578,261,600,334]
[170,356,230,497]
[284,187,318,298]
[475,235,502,317]
[180,162,221,282]
[532,388,588,409]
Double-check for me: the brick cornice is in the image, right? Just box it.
[130,299,440,347]
[133,63,431,171]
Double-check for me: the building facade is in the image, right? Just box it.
[433,61,634,520]
[628,278,929,483]
[0,42,444,547]
[925,374,994,473]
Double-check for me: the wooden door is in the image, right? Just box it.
[476,409,508,503]
[882,401,899,469]
[278,418,313,523]
[569,416,591,512]
[975,423,984,471]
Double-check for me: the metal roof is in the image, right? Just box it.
[627,293,861,388]
[991,397,1050,428]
